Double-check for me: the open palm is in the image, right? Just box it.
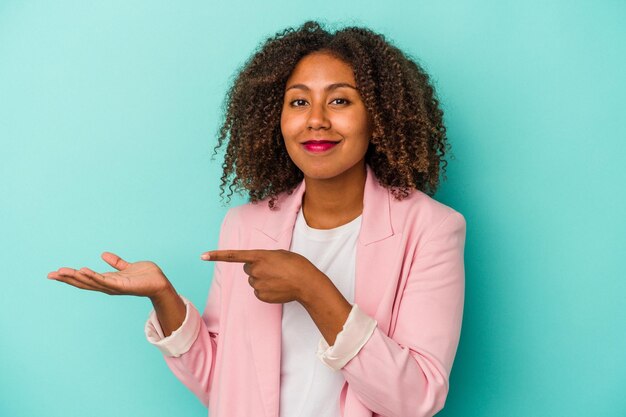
[48,251,171,299]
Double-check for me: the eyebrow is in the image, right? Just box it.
[285,82,358,92]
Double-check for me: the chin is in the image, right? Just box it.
[294,164,335,180]
[300,163,360,181]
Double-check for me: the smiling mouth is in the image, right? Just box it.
[302,140,341,144]
[301,140,341,153]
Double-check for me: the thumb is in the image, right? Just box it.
[101,251,130,271]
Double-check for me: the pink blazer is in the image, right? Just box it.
[163,164,466,417]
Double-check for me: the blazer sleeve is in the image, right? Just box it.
[155,209,236,407]
[145,294,203,357]
[340,211,467,417]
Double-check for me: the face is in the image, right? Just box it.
[280,51,373,181]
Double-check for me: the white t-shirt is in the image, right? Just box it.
[279,207,361,417]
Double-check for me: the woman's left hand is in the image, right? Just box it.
[200,249,326,304]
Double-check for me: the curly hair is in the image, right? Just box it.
[212,20,451,209]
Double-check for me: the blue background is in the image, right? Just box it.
[1,1,625,416]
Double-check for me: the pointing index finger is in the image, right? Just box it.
[201,250,261,263]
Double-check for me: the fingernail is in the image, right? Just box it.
[200,253,210,260]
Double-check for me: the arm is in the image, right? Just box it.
[307,212,466,417]
[299,274,353,346]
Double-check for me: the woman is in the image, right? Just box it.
[48,21,466,417]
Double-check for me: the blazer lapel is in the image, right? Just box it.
[354,165,405,332]
[246,179,306,417]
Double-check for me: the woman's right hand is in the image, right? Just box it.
[47,251,173,300]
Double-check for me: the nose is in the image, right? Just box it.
[307,101,330,130]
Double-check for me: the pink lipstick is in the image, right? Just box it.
[302,140,340,153]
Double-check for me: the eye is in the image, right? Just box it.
[288,98,351,107]
[289,99,308,107]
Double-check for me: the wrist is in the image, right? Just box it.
[298,271,332,309]
[149,282,177,305]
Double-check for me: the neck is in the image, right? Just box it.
[301,161,366,229]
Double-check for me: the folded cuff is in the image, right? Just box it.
[316,303,377,371]
[144,295,202,358]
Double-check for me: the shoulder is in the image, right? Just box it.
[392,188,464,221]
[213,199,271,249]
[220,201,264,230]
[387,188,466,242]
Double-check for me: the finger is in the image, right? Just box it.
[50,269,115,294]
[78,267,123,294]
[101,252,130,271]
[58,267,116,293]
[201,249,262,263]
[65,268,117,293]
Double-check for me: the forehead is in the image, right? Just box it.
[285,52,355,87]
